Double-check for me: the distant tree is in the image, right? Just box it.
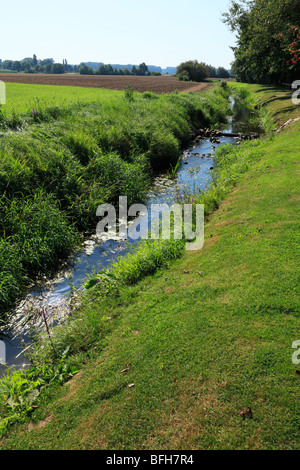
[207,65,217,77]
[79,64,94,75]
[45,63,52,74]
[131,65,138,75]
[12,60,22,72]
[52,63,65,74]
[33,54,38,66]
[137,62,149,75]
[177,70,190,81]
[24,64,35,73]
[2,60,13,70]
[95,64,113,75]
[176,60,209,82]
[40,58,54,66]
[95,64,104,75]
[66,64,74,73]
[21,60,31,72]
[216,66,230,78]
[63,59,70,72]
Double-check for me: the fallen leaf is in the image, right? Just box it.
[120,368,130,374]
[245,406,253,418]
[128,383,135,388]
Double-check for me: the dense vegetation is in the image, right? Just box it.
[0,83,230,316]
[177,60,230,82]
[223,0,300,84]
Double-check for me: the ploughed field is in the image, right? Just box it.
[0,73,211,93]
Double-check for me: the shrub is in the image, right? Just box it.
[147,129,180,172]
[177,71,190,81]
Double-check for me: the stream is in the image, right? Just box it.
[0,96,262,376]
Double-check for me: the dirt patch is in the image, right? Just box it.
[28,415,52,431]
[0,73,212,94]
[276,117,300,132]
[165,287,176,294]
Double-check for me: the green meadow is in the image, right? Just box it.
[0,82,299,449]
[2,82,118,114]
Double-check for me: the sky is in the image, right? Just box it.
[1,0,236,69]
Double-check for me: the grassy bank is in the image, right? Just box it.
[0,83,299,449]
[0,83,230,315]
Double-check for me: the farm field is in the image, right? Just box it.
[0,73,212,94]
[2,82,125,114]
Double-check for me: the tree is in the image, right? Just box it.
[12,61,22,72]
[40,58,54,66]
[177,70,190,81]
[137,62,148,75]
[131,65,138,75]
[216,67,230,78]
[52,63,65,74]
[45,63,52,74]
[176,60,210,82]
[2,60,13,70]
[207,65,217,77]
[79,64,94,75]
[223,0,300,84]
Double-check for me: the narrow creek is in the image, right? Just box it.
[0,96,263,375]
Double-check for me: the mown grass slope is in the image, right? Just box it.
[1,83,299,450]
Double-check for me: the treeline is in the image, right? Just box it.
[0,56,161,76]
[0,56,75,74]
[177,60,231,82]
[223,0,300,85]
[79,62,160,76]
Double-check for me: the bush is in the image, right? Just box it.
[177,71,190,81]
[147,129,180,172]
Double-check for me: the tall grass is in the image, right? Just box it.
[0,83,230,315]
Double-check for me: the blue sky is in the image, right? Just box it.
[1,0,236,68]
